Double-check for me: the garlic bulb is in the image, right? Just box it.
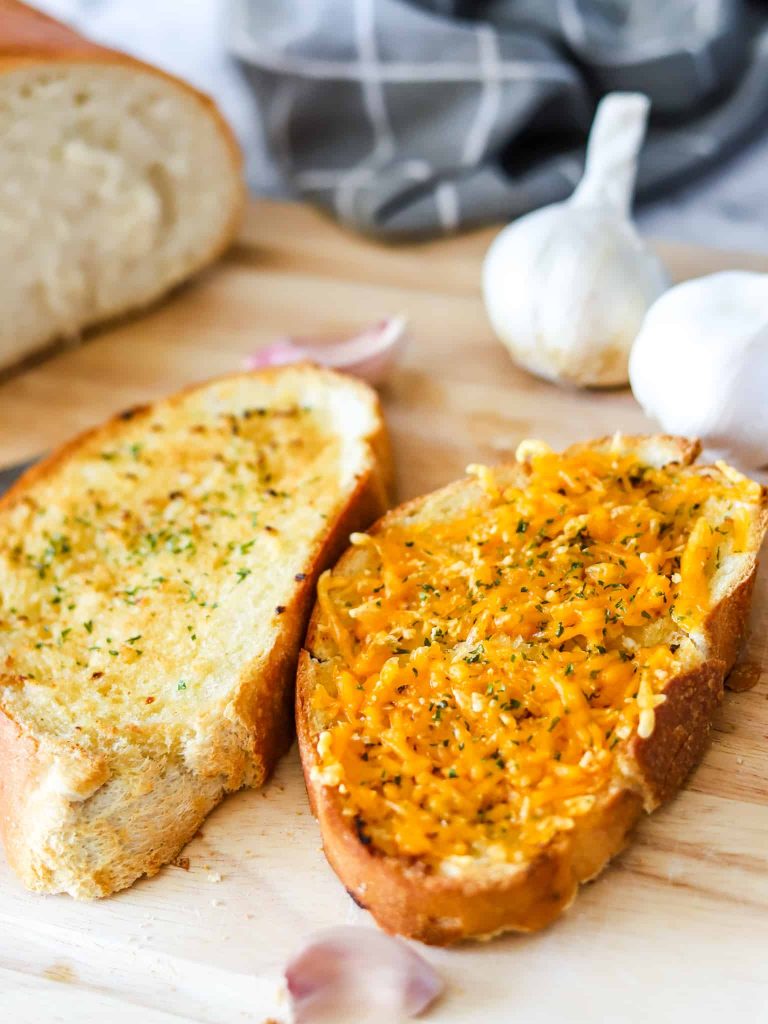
[630,271,768,468]
[483,92,668,388]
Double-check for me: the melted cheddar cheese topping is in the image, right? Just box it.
[309,445,761,871]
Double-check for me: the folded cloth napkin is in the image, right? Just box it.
[227,0,768,238]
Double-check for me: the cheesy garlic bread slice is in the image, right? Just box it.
[297,436,767,944]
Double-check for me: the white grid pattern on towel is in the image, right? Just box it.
[227,0,575,230]
[228,0,574,86]
[435,181,460,232]
[336,0,404,223]
[461,23,503,167]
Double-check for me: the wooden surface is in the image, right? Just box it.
[1,199,767,1023]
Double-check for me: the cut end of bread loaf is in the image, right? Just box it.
[0,365,391,898]
[297,435,768,944]
[0,1,243,370]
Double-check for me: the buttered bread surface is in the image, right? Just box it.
[1,384,339,752]
[0,367,389,897]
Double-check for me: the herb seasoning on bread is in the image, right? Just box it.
[298,435,767,944]
[0,365,391,897]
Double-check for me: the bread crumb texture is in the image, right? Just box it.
[308,441,765,874]
[0,60,240,367]
[0,370,377,771]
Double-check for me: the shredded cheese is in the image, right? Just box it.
[310,446,762,868]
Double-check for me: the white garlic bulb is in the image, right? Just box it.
[483,92,668,388]
[630,271,768,469]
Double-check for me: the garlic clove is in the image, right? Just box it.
[483,92,668,389]
[285,926,443,1023]
[629,271,768,469]
[245,316,408,386]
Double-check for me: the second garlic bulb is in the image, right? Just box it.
[630,271,768,469]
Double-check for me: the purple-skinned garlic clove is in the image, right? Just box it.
[285,926,443,1023]
[245,316,408,386]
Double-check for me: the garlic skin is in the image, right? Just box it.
[483,92,668,388]
[285,927,443,1023]
[245,316,408,386]
[629,271,768,469]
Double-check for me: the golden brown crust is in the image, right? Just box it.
[297,670,642,944]
[627,660,726,809]
[631,526,765,810]
[0,0,99,53]
[296,435,767,945]
[0,366,391,898]
[228,409,392,789]
[703,568,761,676]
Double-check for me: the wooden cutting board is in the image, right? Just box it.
[1,199,767,1024]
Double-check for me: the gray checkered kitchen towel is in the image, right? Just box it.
[227,0,768,239]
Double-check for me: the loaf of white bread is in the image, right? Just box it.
[0,0,243,372]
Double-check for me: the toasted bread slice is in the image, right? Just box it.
[0,365,391,897]
[297,435,767,944]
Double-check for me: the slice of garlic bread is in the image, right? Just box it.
[297,435,767,944]
[0,365,391,897]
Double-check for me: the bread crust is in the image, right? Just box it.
[0,708,49,886]
[298,664,645,943]
[0,366,392,898]
[296,436,768,944]
[0,0,245,370]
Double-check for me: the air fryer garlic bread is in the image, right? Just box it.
[297,436,768,944]
[0,365,391,898]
